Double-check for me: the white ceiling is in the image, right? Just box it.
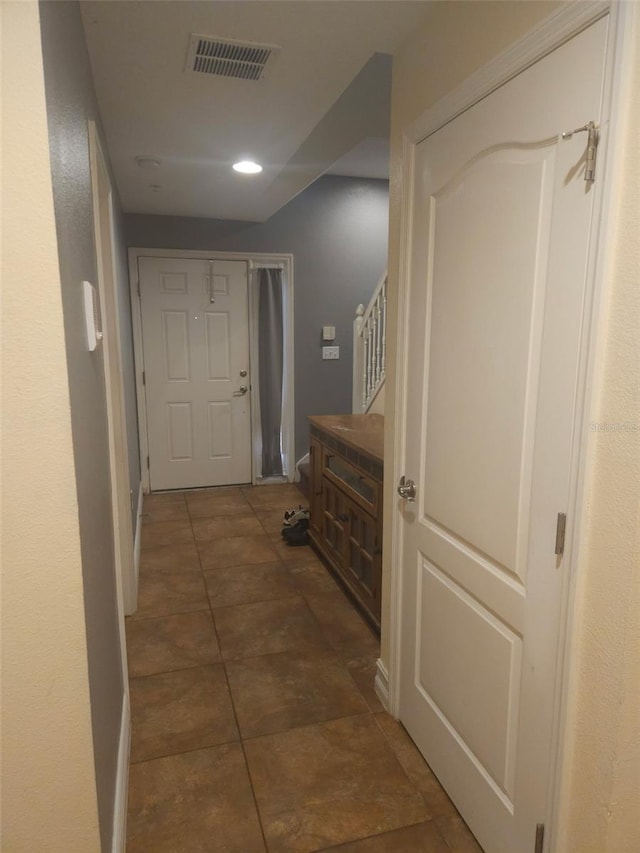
[80,1,430,222]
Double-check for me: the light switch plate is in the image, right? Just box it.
[322,325,336,341]
[82,280,102,351]
[322,346,340,360]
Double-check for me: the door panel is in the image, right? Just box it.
[167,403,193,461]
[163,311,190,381]
[399,17,609,852]
[140,256,251,490]
[424,152,553,576]
[205,313,231,379]
[417,561,522,798]
[208,401,233,459]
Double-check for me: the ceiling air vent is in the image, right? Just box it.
[185,34,280,81]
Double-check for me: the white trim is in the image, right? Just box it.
[129,253,149,491]
[548,2,635,849]
[407,1,609,146]
[294,451,310,484]
[130,481,143,616]
[374,658,390,712]
[364,375,385,414]
[353,271,387,413]
[111,691,131,853]
[248,260,284,270]
[388,2,626,849]
[128,248,295,491]
[388,132,416,719]
[88,122,131,685]
[352,303,365,412]
[248,269,264,483]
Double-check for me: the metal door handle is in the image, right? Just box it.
[397,475,416,502]
[233,385,248,397]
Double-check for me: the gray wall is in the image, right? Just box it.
[39,2,140,848]
[125,175,389,460]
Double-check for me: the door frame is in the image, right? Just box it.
[88,121,136,625]
[128,248,295,492]
[88,122,133,852]
[386,0,632,849]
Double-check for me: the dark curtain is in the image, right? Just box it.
[258,267,284,477]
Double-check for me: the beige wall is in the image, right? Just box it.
[382,2,639,852]
[555,7,640,850]
[0,2,101,849]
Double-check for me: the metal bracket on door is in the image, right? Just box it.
[561,120,599,182]
[555,513,567,556]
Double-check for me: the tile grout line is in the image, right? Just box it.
[239,710,373,745]
[191,493,272,853]
[254,504,383,715]
[128,736,242,767]
[133,485,419,853]
[371,712,446,817]
[312,817,449,853]
[369,715,466,852]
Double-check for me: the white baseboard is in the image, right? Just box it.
[112,690,131,853]
[294,452,310,483]
[130,482,143,612]
[374,658,390,711]
[364,378,385,414]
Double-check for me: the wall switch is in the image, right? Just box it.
[322,346,340,360]
[82,281,103,351]
[322,325,336,341]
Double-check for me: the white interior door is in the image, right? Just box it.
[398,18,608,853]
[139,256,251,491]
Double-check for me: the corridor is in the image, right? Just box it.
[126,484,482,852]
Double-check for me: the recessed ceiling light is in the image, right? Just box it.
[233,160,262,174]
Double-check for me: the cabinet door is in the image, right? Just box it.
[322,476,348,566]
[345,501,381,621]
[309,438,323,536]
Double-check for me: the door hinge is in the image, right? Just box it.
[137,279,141,297]
[555,512,567,556]
[534,823,545,853]
[146,455,150,470]
[142,370,146,386]
[561,120,599,182]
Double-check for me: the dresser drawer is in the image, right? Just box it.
[321,447,379,516]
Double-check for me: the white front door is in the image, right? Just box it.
[398,18,608,853]
[139,256,251,491]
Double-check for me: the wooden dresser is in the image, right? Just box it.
[308,414,384,631]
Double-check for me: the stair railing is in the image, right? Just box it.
[353,271,387,413]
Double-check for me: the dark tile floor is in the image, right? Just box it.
[126,484,483,853]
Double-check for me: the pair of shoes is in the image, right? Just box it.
[281,517,309,546]
[283,505,309,527]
